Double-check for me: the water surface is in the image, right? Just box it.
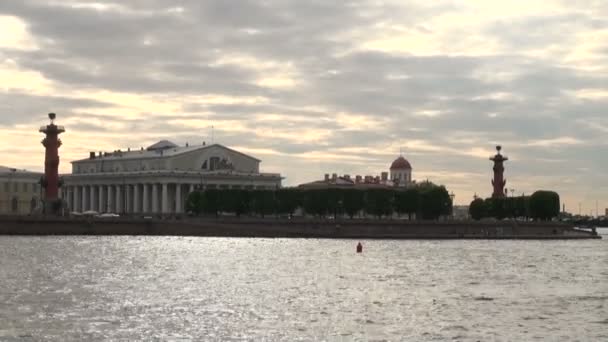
[1,232,607,341]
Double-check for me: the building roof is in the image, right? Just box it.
[299,176,355,188]
[146,140,178,151]
[71,142,261,163]
[390,156,412,170]
[0,166,42,176]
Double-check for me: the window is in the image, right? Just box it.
[13,183,18,192]
[22,183,28,192]
[3,182,7,191]
[209,157,220,171]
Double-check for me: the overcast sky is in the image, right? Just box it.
[1,0,607,211]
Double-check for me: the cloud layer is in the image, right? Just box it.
[1,0,607,212]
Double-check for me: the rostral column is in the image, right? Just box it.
[490,145,508,198]
[39,113,65,214]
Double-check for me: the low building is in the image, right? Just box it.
[299,155,415,189]
[62,141,282,215]
[0,166,43,214]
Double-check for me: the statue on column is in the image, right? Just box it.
[39,113,66,215]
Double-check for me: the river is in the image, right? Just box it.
[1,230,606,341]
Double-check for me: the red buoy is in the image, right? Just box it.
[356,242,363,253]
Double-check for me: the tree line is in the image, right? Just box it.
[469,190,560,221]
[185,182,453,220]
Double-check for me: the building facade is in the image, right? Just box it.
[0,166,43,214]
[62,141,282,215]
[299,155,415,189]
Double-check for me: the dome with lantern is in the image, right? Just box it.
[389,155,413,187]
[390,156,412,170]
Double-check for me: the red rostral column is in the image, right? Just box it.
[39,113,65,213]
[490,145,508,198]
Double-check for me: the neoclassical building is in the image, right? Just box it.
[0,166,43,214]
[62,141,282,215]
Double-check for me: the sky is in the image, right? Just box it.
[0,0,607,212]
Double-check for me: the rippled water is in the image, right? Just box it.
[1,231,607,341]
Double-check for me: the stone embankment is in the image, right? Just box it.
[0,216,601,239]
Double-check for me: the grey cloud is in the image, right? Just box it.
[0,92,113,125]
[0,0,607,204]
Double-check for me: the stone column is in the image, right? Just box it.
[133,184,140,214]
[161,183,168,214]
[152,184,159,213]
[189,184,194,194]
[115,184,122,214]
[82,185,88,211]
[107,185,114,213]
[89,185,96,212]
[125,184,131,214]
[66,186,72,211]
[98,185,104,212]
[142,184,149,214]
[175,183,182,214]
[73,186,78,212]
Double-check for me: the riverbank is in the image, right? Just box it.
[0,216,601,239]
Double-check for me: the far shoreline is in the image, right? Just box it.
[0,216,601,240]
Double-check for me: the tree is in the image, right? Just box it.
[469,198,485,220]
[229,189,251,217]
[201,189,221,217]
[529,190,560,221]
[185,191,204,215]
[418,185,451,220]
[364,189,393,218]
[394,188,419,220]
[486,197,507,220]
[251,190,275,218]
[302,189,328,218]
[342,189,365,219]
[325,188,343,219]
[275,188,300,217]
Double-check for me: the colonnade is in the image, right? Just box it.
[64,183,195,214]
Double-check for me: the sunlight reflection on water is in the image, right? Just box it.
[0,236,606,341]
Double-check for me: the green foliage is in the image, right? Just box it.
[469,198,485,220]
[185,191,203,215]
[275,188,300,216]
[364,189,394,218]
[342,189,364,218]
[220,189,250,217]
[302,189,329,217]
[418,185,451,220]
[394,188,419,219]
[251,190,275,218]
[201,189,221,216]
[485,197,507,220]
[186,185,455,221]
[529,190,560,221]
